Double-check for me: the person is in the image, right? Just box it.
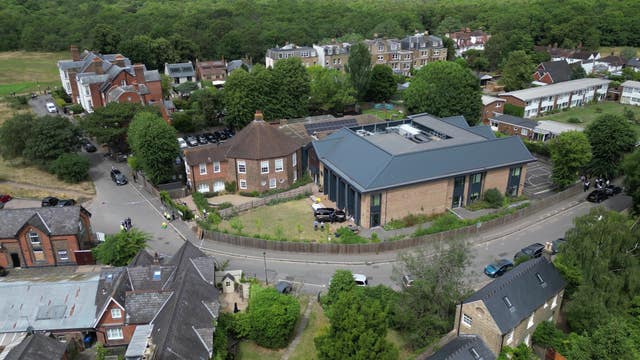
[583,180,589,192]
[320,221,325,230]
[161,221,168,229]
[126,217,132,230]
[313,220,318,231]
[606,179,610,186]
[120,221,126,232]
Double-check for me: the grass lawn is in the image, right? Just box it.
[219,199,345,242]
[538,101,640,134]
[237,341,284,360]
[361,102,406,121]
[0,51,67,96]
[289,301,329,360]
[599,46,638,58]
[0,100,29,125]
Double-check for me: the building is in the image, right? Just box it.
[0,206,94,269]
[365,38,413,76]
[626,58,640,72]
[183,112,303,193]
[534,120,584,142]
[454,257,566,356]
[164,62,196,85]
[2,333,68,360]
[488,114,538,140]
[499,78,610,118]
[265,44,318,68]
[534,46,600,74]
[312,114,535,228]
[196,59,227,85]
[593,55,625,75]
[401,32,447,70]
[621,80,640,106]
[313,43,350,71]
[57,46,166,119]
[446,28,491,57]
[481,95,505,125]
[533,60,573,84]
[426,335,495,360]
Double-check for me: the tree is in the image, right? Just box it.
[242,286,300,349]
[174,81,199,96]
[622,149,640,214]
[501,50,534,92]
[271,57,310,119]
[92,228,149,266]
[0,113,38,159]
[308,66,356,114]
[222,68,259,128]
[497,344,537,360]
[160,74,173,98]
[589,317,640,360]
[392,240,471,349]
[323,269,356,309]
[366,64,397,103]
[403,61,481,125]
[49,153,90,183]
[548,131,592,189]
[463,49,489,72]
[585,114,637,178]
[345,42,372,101]
[127,112,180,185]
[92,24,121,54]
[23,116,81,164]
[570,64,587,80]
[80,102,144,152]
[191,88,224,126]
[442,36,456,61]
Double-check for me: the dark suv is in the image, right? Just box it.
[514,243,545,261]
[110,168,128,185]
[42,196,59,207]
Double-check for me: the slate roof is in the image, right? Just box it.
[94,267,130,318]
[183,143,230,165]
[627,58,640,68]
[125,291,172,324]
[599,55,625,67]
[538,60,572,83]
[500,78,610,101]
[426,335,495,360]
[225,118,301,160]
[313,114,535,192]
[128,249,157,267]
[165,62,195,78]
[464,257,566,334]
[4,334,67,360]
[0,206,88,239]
[491,114,539,129]
[622,80,640,89]
[127,265,175,291]
[227,59,251,73]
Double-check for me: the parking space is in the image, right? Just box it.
[524,160,555,198]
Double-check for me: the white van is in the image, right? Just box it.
[46,102,57,113]
[353,273,368,286]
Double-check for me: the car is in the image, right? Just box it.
[56,199,77,207]
[484,259,515,278]
[587,189,608,203]
[333,209,347,222]
[551,238,566,255]
[0,194,12,204]
[186,136,198,147]
[82,140,97,152]
[197,134,208,145]
[110,168,128,185]
[276,280,293,294]
[0,266,7,277]
[514,242,545,261]
[46,102,57,113]
[353,273,368,286]
[215,131,227,140]
[42,196,59,207]
[604,184,622,197]
[177,137,187,149]
[204,133,217,143]
[314,207,336,221]
[402,274,415,288]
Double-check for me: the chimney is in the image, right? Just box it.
[424,30,429,36]
[254,110,264,122]
[114,54,126,67]
[92,57,103,74]
[133,64,145,83]
[70,45,80,61]
[153,252,160,264]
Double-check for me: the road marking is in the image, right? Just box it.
[128,183,188,241]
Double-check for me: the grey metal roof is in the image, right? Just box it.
[125,324,153,358]
[125,291,172,324]
[500,78,610,101]
[0,206,86,238]
[0,279,98,333]
[165,62,195,77]
[227,60,251,73]
[464,257,566,334]
[426,335,495,360]
[467,125,496,139]
[4,334,67,360]
[492,114,538,129]
[313,114,535,192]
[622,80,640,88]
[627,58,640,68]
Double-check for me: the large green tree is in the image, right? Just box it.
[92,228,149,266]
[548,131,592,189]
[190,88,224,126]
[403,61,481,125]
[80,102,144,152]
[308,66,356,113]
[127,112,180,184]
[91,24,121,54]
[366,64,397,103]
[622,149,640,214]
[585,114,637,178]
[501,50,534,92]
[222,68,261,128]
[345,42,372,101]
[0,113,38,159]
[271,57,310,119]
[23,116,81,164]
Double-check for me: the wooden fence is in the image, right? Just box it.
[218,183,315,218]
[203,182,583,254]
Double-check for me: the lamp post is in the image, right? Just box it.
[263,252,268,285]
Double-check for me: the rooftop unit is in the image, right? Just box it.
[398,124,421,137]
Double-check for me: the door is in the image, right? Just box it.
[10,253,20,268]
[451,176,465,208]
[506,167,522,196]
[370,193,382,227]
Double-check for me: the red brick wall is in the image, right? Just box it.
[232,151,299,192]
[482,101,504,125]
[96,301,135,346]
[0,226,82,268]
[500,95,526,108]
[190,160,231,192]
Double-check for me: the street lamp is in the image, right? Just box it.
[263,252,268,285]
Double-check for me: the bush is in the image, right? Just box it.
[225,181,236,193]
[160,190,194,220]
[192,191,210,212]
[244,286,300,349]
[524,139,551,157]
[171,111,196,133]
[483,188,504,208]
[49,153,90,182]
[203,191,219,198]
[239,190,260,197]
[334,227,368,244]
[567,117,582,123]
[68,104,84,114]
[52,88,72,103]
[503,103,525,117]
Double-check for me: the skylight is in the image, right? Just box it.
[536,273,545,284]
[153,270,161,281]
[503,296,513,308]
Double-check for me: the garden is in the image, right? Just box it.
[539,101,640,134]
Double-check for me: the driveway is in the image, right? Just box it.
[524,159,555,198]
[28,94,58,117]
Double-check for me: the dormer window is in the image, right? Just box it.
[503,296,513,309]
[111,308,122,319]
[536,273,546,287]
[28,232,40,245]
[469,348,481,359]
[153,270,161,281]
[527,313,535,328]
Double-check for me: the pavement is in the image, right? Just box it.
[28,93,59,117]
[524,159,555,198]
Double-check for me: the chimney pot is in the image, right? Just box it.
[70,45,80,61]
[254,110,264,121]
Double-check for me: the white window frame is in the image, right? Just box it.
[28,232,40,245]
[275,159,284,172]
[239,179,247,189]
[292,153,297,167]
[213,161,221,173]
[269,178,276,189]
[237,160,246,174]
[521,128,529,136]
[506,330,514,344]
[106,327,124,340]
[377,55,384,62]
[462,313,472,327]
[111,308,122,319]
[527,313,534,328]
[199,163,207,175]
[261,160,269,174]
[197,183,210,193]
[57,250,69,261]
[524,334,530,346]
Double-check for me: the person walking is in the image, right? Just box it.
[584,180,590,192]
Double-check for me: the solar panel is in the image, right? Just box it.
[304,118,358,135]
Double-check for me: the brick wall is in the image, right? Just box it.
[232,151,299,192]
[97,301,135,346]
[378,178,451,225]
[455,300,503,354]
[500,95,526,108]
[482,101,504,125]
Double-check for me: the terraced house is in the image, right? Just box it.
[265,43,318,68]
[312,114,535,228]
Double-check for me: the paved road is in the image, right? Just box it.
[28,94,58,117]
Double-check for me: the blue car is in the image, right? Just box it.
[484,259,514,278]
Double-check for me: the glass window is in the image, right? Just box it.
[111,308,122,319]
[511,167,521,176]
[470,173,482,184]
[58,250,69,261]
[269,178,276,189]
[239,179,247,189]
[462,313,472,326]
[213,161,221,173]
[197,183,210,193]
[275,159,284,172]
[106,327,124,340]
[372,194,381,207]
[29,232,40,244]
[261,161,269,174]
[199,163,207,175]
[237,160,246,174]
[506,330,514,344]
[527,313,535,328]
[292,153,297,167]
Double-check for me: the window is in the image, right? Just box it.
[57,250,69,261]
[551,295,558,309]
[536,273,545,285]
[378,45,384,52]
[213,181,225,192]
[261,161,269,174]
[28,232,40,245]
[111,308,122,319]
[511,167,521,177]
[213,161,221,173]
[543,301,549,309]
[469,348,481,360]
[185,166,190,174]
[275,159,284,172]
[237,160,246,174]
[239,179,247,189]
[292,153,297,167]
[106,327,124,340]
[269,178,276,189]
[293,170,297,182]
[521,128,529,136]
[503,296,513,309]
[462,313,472,327]
[506,330,514,344]
[197,183,210,193]
[470,173,482,184]
[377,55,384,63]
[153,270,161,281]
[524,334,530,346]
[527,313,535,328]
[199,163,207,175]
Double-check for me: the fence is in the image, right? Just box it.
[203,182,584,254]
[218,183,314,218]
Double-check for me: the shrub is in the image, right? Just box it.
[68,104,84,114]
[244,286,300,349]
[483,188,504,208]
[203,191,219,198]
[49,153,90,182]
[567,117,582,123]
[192,191,209,212]
[504,103,525,117]
[171,111,196,133]
[524,139,551,157]
[6,95,29,109]
[225,181,236,193]
[160,190,194,220]
[239,190,260,197]
[52,88,72,103]
[334,227,368,244]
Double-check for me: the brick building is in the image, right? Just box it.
[446,28,491,57]
[0,206,94,269]
[313,43,350,71]
[196,59,228,85]
[265,44,318,68]
[401,32,448,69]
[533,60,573,85]
[312,114,535,228]
[365,38,414,76]
[488,114,538,140]
[57,46,167,120]
[481,95,505,125]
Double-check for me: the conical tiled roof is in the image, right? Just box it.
[225,112,300,159]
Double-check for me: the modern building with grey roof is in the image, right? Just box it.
[454,257,566,356]
[164,62,196,86]
[3,333,67,360]
[312,113,535,228]
[426,335,495,360]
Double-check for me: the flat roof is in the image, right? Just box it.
[536,120,584,134]
[622,80,640,88]
[500,78,610,101]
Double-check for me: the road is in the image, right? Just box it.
[28,94,59,117]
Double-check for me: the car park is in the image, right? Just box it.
[551,238,566,255]
[177,137,187,149]
[56,199,77,207]
[46,102,57,113]
[204,133,217,143]
[197,134,208,145]
[110,168,128,185]
[514,242,545,261]
[42,196,59,207]
[82,139,97,152]
[353,273,368,286]
[186,136,198,147]
[484,259,514,278]
[586,189,608,203]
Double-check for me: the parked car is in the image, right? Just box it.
[402,274,415,288]
[110,168,128,185]
[177,137,187,149]
[551,238,566,255]
[204,133,217,143]
[197,134,208,145]
[333,209,347,222]
[604,184,622,197]
[56,199,77,207]
[353,273,368,286]
[276,280,293,294]
[42,196,59,207]
[82,139,97,152]
[314,207,335,221]
[0,194,12,204]
[587,189,608,203]
[514,243,545,261]
[0,266,7,277]
[46,102,57,113]
[186,136,198,147]
[484,259,514,278]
